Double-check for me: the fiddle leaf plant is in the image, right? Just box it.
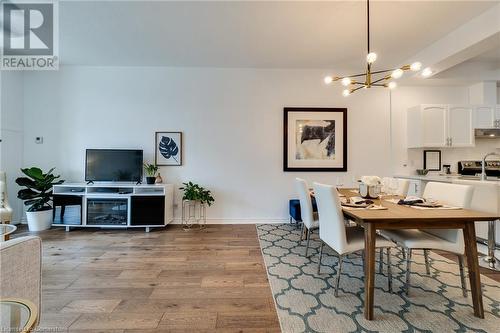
[179,181,215,206]
[16,167,64,212]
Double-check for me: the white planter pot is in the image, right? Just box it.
[26,210,53,231]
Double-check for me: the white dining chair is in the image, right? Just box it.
[380,182,473,296]
[295,178,319,257]
[381,177,410,196]
[313,182,396,295]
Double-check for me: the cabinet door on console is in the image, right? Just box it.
[131,196,165,226]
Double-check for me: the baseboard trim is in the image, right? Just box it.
[170,218,288,225]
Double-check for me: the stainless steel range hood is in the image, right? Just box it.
[475,128,500,138]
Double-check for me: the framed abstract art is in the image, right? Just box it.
[155,132,182,166]
[283,107,347,172]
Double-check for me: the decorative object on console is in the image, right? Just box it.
[284,108,347,172]
[155,132,182,166]
[179,182,215,231]
[423,150,441,171]
[16,167,64,231]
[143,163,159,185]
[155,173,163,184]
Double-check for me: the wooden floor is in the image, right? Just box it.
[14,224,281,333]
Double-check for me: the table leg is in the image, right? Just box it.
[364,223,376,320]
[464,222,484,318]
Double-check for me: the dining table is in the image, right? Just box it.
[337,188,500,321]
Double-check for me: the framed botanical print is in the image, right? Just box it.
[155,132,182,166]
[283,107,347,172]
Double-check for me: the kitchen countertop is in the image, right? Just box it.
[395,174,500,185]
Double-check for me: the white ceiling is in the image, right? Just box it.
[58,1,497,68]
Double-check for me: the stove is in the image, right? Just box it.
[458,160,500,177]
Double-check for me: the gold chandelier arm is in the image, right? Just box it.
[350,85,366,93]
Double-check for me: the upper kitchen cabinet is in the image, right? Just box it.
[448,105,474,147]
[407,104,474,148]
[473,105,500,128]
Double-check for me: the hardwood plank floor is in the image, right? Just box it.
[13,224,280,333]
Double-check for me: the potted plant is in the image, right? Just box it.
[143,163,159,184]
[16,167,64,231]
[179,182,215,230]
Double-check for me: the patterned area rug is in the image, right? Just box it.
[257,224,500,333]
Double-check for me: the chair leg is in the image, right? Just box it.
[305,228,311,257]
[424,249,431,275]
[317,241,324,274]
[335,255,344,297]
[458,255,468,298]
[299,223,305,241]
[401,247,406,259]
[379,249,383,274]
[387,248,392,293]
[405,248,412,296]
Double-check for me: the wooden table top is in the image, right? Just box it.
[338,188,499,225]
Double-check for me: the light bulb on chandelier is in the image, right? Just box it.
[391,69,404,79]
[410,62,422,71]
[341,77,352,86]
[324,76,333,84]
[342,89,351,97]
[366,52,377,64]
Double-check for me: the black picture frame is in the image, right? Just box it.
[155,131,182,166]
[423,150,441,171]
[283,107,348,172]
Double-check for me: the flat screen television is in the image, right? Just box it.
[85,149,143,182]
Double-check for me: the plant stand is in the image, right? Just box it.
[181,200,206,231]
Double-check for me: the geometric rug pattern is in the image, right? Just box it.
[256,224,500,333]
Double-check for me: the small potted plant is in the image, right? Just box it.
[16,167,64,231]
[179,182,215,230]
[144,163,159,185]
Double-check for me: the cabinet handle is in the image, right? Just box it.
[450,137,452,146]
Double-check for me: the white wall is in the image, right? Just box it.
[0,71,25,223]
[23,66,393,222]
[20,67,498,222]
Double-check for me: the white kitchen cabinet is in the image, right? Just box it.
[407,104,474,148]
[473,105,499,128]
[407,105,447,148]
[448,105,474,147]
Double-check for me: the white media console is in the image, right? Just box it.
[52,183,174,232]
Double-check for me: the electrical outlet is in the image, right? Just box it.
[35,136,43,144]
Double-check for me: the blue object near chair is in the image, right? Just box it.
[289,198,317,224]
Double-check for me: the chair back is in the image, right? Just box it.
[294,178,315,229]
[423,182,473,208]
[382,177,410,196]
[313,182,348,255]
[0,236,42,325]
[422,182,474,251]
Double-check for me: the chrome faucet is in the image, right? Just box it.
[481,152,500,181]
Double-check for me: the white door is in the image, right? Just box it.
[421,105,448,147]
[448,105,474,147]
[473,105,495,128]
[495,106,500,128]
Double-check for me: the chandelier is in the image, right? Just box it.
[324,0,432,96]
